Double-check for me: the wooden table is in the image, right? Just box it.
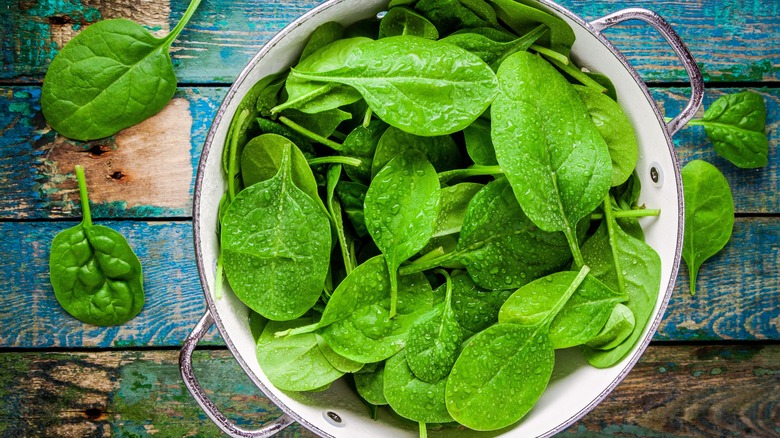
[1,0,777,436]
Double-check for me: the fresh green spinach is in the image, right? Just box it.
[681,160,734,295]
[49,165,144,326]
[41,0,202,140]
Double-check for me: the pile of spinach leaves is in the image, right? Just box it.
[216,0,666,433]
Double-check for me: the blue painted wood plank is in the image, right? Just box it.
[1,86,778,218]
[0,345,777,436]
[0,221,222,348]
[0,217,776,348]
[2,0,777,84]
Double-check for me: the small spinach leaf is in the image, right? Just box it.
[341,119,388,183]
[681,159,734,295]
[379,7,439,39]
[50,166,145,326]
[384,350,453,423]
[431,182,484,238]
[299,21,345,62]
[354,362,388,405]
[372,126,462,178]
[335,181,369,237]
[449,270,512,334]
[585,303,635,350]
[462,118,497,166]
[487,0,574,55]
[41,0,202,140]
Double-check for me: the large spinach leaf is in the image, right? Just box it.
[290,35,498,136]
[49,165,144,326]
[41,0,201,140]
[221,144,331,321]
[681,160,734,295]
[492,51,611,266]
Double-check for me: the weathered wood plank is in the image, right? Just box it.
[1,217,777,348]
[1,0,777,84]
[0,345,776,436]
[1,86,778,218]
[0,86,225,219]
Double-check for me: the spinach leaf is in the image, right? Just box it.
[49,165,145,326]
[405,271,465,382]
[462,118,497,166]
[256,319,344,391]
[372,126,462,178]
[449,270,512,334]
[41,0,202,140]
[290,35,498,136]
[585,303,635,350]
[354,362,388,405]
[365,149,441,317]
[299,21,345,62]
[317,256,435,362]
[379,7,439,39]
[279,107,352,138]
[681,159,734,295]
[384,350,453,423]
[581,208,661,368]
[446,266,588,430]
[431,182,483,238]
[221,144,332,321]
[414,0,500,35]
[487,0,574,55]
[575,85,639,187]
[687,91,768,168]
[316,333,363,373]
[274,37,372,114]
[440,24,546,67]
[499,272,626,349]
[402,178,575,291]
[445,323,553,430]
[341,119,388,184]
[492,51,611,266]
[240,133,319,202]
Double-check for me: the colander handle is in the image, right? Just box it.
[180,310,294,437]
[590,8,704,136]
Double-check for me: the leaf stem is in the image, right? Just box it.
[162,0,202,47]
[603,195,628,295]
[543,55,607,93]
[564,226,585,269]
[438,165,503,183]
[399,251,458,276]
[591,208,661,220]
[227,109,249,202]
[278,116,344,151]
[529,44,569,65]
[542,265,590,326]
[363,106,373,128]
[419,422,428,438]
[308,156,363,167]
[74,165,92,227]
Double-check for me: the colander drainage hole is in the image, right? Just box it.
[324,410,345,427]
[649,162,664,187]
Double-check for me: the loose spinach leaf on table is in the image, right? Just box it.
[290,35,498,136]
[687,91,768,168]
[221,144,332,321]
[492,51,611,267]
[41,0,202,140]
[365,149,441,317]
[49,165,144,326]
[681,160,734,296]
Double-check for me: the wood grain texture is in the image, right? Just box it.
[0,86,224,219]
[1,87,777,219]
[0,345,776,437]
[1,218,777,348]
[2,0,777,84]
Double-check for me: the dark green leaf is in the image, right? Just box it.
[372,126,462,177]
[696,91,768,168]
[379,7,439,40]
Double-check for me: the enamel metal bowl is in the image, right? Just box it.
[181,1,703,436]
